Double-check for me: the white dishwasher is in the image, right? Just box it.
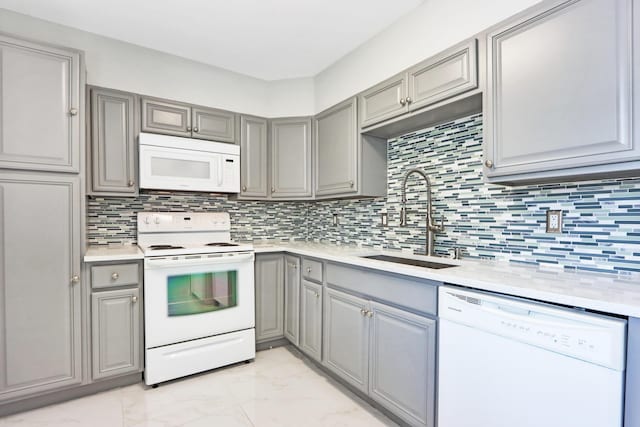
[438,286,627,427]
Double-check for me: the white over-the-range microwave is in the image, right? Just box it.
[139,132,240,193]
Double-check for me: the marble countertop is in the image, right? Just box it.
[84,245,144,262]
[253,241,640,318]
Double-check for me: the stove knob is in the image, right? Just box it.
[144,217,150,224]
[154,217,160,224]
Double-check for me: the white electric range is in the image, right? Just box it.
[138,212,255,386]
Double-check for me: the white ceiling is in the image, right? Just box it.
[0,0,425,81]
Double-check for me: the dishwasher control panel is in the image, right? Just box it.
[439,286,627,370]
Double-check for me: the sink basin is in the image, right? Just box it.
[361,255,457,269]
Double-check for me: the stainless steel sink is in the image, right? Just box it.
[361,254,457,269]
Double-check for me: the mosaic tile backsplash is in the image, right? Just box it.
[87,113,640,274]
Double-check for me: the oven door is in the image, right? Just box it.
[144,252,254,348]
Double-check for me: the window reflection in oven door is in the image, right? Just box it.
[144,252,255,349]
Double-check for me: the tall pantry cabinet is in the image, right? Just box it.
[0,34,84,404]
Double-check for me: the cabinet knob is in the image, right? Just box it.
[242,185,247,192]
[399,98,406,106]
[315,292,320,298]
[127,180,135,187]
[71,275,79,284]
[349,181,354,188]
[271,187,275,193]
[306,267,312,273]
[360,308,367,316]
[366,310,373,318]
[193,127,199,133]
[484,159,494,168]
[288,263,297,269]
[187,126,192,132]
[69,108,78,116]
[132,296,138,303]
[406,97,412,104]
[111,272,119,280]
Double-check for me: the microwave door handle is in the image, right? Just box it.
[217,156,223,186]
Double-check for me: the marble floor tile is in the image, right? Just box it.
[0,346,397,427]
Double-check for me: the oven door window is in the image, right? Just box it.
[167,270,237,316]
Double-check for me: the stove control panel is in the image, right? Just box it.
[138,212,231,233]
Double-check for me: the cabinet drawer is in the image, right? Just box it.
[302,258,323,282]
[91,263,139,289]
[326,262,437,315]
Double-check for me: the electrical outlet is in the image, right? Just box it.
[332,213,339,226]
[380,212,388,226]
[546,210,562,233]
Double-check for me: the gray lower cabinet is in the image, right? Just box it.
[270,117,313,199]
[299,279,322,362]
[314,98,387,199]
[323,287,370,393]
[484,0,639,183]
[0,172,82,402]
[359,38,478,130]
[283,256,300,345]
[91,288,141,380]
[141,97,237,142]
[324,285,436,427]
[0,34,81,173]
[255,254,285,343]
[89,86,138,196]
[369,302,436,427]
[89,261,143,381]
[238,115,269,199]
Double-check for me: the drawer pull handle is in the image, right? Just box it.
[111,272,119,280]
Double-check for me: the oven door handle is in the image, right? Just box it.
[145,252,254,269]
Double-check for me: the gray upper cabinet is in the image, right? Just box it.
[315,97,359,197]
[141,97,237,142]
[369,302,436,427]
[141,98,192,137]
[89,87,138,196]
[0,172,81,401]
[0,35,81,173]
[255,254,285,343]
[484,0,639,183]
[407,38,477,112]
[323,287,369,393]
[270,117,313,199]
[359,73,408,128]
[92,288,141,380]
[359,38,478,131]
[192,107,236,143]
[239,115,269,199]
[283,255,300,346]
[300,279,323,362]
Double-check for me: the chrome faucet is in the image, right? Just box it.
[399,168,444,257]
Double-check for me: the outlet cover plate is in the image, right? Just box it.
[546,210,562,233]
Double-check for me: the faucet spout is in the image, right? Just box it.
[399,168,444,257]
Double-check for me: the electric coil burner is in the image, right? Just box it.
[138,212,255,386]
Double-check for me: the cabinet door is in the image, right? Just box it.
[300,280,322,362]
[92,288,141,380]
[407,38,478,112]
[192,107,236,143]
[239,116,269,198]
[0,35,80,173]
[255,254,284,343]
[141,98,192,137]
[90,87,138,195]
[369,302,436,427]
[0,172,81,401]
[359,72,408,128]
[484,0,637,179]
[314,97,359,197]
[270,117,312,198]
[283,255,300,346]
[323,287,369,393]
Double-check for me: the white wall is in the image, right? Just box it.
[0,8,315,117]
[314,0,541,112]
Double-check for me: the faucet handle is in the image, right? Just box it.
[439,215,445,231]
